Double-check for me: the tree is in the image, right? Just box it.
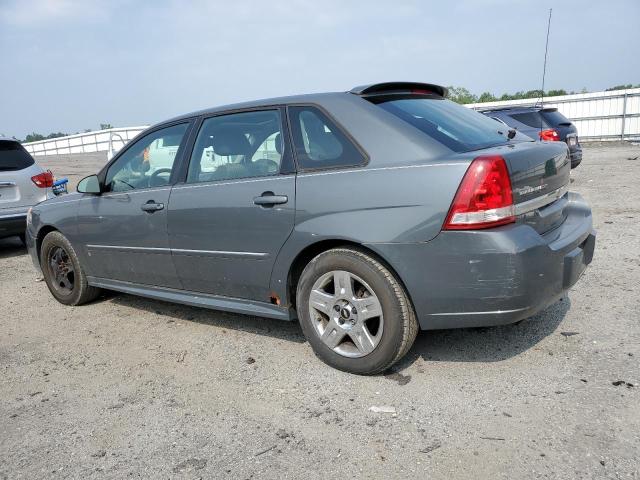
[24,133,45,142]
[23,132,68,143]
[446,86,478,104]
[477,92,497,103]
[605,84,640,91]
[45,132,68,140]
[100,123,113,130]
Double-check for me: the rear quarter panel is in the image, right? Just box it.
[269,160,470,302]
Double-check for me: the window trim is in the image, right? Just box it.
[97,119,195,192]
[285,103,370,173]
[179,106,294,185]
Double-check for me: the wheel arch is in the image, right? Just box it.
[35,225,59,263]
[286,239,415,314]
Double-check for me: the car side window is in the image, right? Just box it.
[104,123,189,192]
[288,106,365,170]
[187,110,284,183]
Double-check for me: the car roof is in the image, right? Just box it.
[156,81,448,128]
[161,92,344,126]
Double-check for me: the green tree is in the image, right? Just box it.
[446,86,478,104]
[605,84,640,91]
[477,92,497,103]
[45,132,68,140]
[546,89,568,97]
[100,123,113,130]
[24,133,46,142]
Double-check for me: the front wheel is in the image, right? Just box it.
[296,248,418,375]
[40,231,101,305]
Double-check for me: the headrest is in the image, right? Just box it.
[274,133,283,155]
[210,127,251,156]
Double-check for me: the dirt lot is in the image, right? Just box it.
[1,144,638,479]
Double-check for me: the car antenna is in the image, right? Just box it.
[539,8,552,135]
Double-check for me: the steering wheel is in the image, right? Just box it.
[149,168,172,186]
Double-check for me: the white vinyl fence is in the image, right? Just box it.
[467,87,640,141]
[23,126,149,158]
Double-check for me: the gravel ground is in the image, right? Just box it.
[1,143,638,479]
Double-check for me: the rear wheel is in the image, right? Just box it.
[40,231,101,305]
[296,248,418,375]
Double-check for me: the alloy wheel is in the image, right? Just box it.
[48,246,75,295]
[308,270,384,358]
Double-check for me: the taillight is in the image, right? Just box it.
[31,171,54,188]
[443,155,515,230]
[539,128,560,141]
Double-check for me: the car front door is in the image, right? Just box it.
[76,122,192,288]
[167,109,296,302]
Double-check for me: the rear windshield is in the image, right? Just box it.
[0,140,35,171]
[540,109,572,126]
[510,112,549,129]
[373,97,511,153]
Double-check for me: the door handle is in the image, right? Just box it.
[253,192,288,206]
[141,201,164,212]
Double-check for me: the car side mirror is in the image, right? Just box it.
[77,175,101,194]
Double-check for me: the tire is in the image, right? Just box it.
[40,231,101,306]
[296,247,418,375]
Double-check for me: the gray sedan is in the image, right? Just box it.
[26,82,595,374]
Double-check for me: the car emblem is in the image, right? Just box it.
[515,184,547,196]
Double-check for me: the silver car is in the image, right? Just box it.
[26,82,596,374]
[0,138,55,242]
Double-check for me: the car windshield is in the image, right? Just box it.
[372,97,514,153]
[0,140,35,171]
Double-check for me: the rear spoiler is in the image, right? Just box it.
[350,82,448,98]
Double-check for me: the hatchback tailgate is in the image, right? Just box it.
[501,141,570,234]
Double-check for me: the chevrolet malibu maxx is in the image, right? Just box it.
[26,82,596,374]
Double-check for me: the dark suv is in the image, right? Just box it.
[480,107,582,168]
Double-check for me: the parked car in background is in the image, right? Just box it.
[0,138,57,243]
[26,82,595,374]
[479,106,583,168]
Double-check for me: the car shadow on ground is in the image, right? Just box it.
[395,296,571,370]
[106,291,571,367]
[0,236,27,259]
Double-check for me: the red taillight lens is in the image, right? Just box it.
[539,128,560,141]
[31,171,54,188]
[443,155,515,230]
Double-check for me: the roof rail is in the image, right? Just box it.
[350,82,448,98]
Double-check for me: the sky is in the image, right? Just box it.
[1,0,639,140]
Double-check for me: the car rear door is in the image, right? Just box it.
[167,108,296,302]
[76,122,192,287]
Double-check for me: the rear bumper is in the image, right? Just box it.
[368,192,595,330]
[569,149,582,168]
[0,209,27,239]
